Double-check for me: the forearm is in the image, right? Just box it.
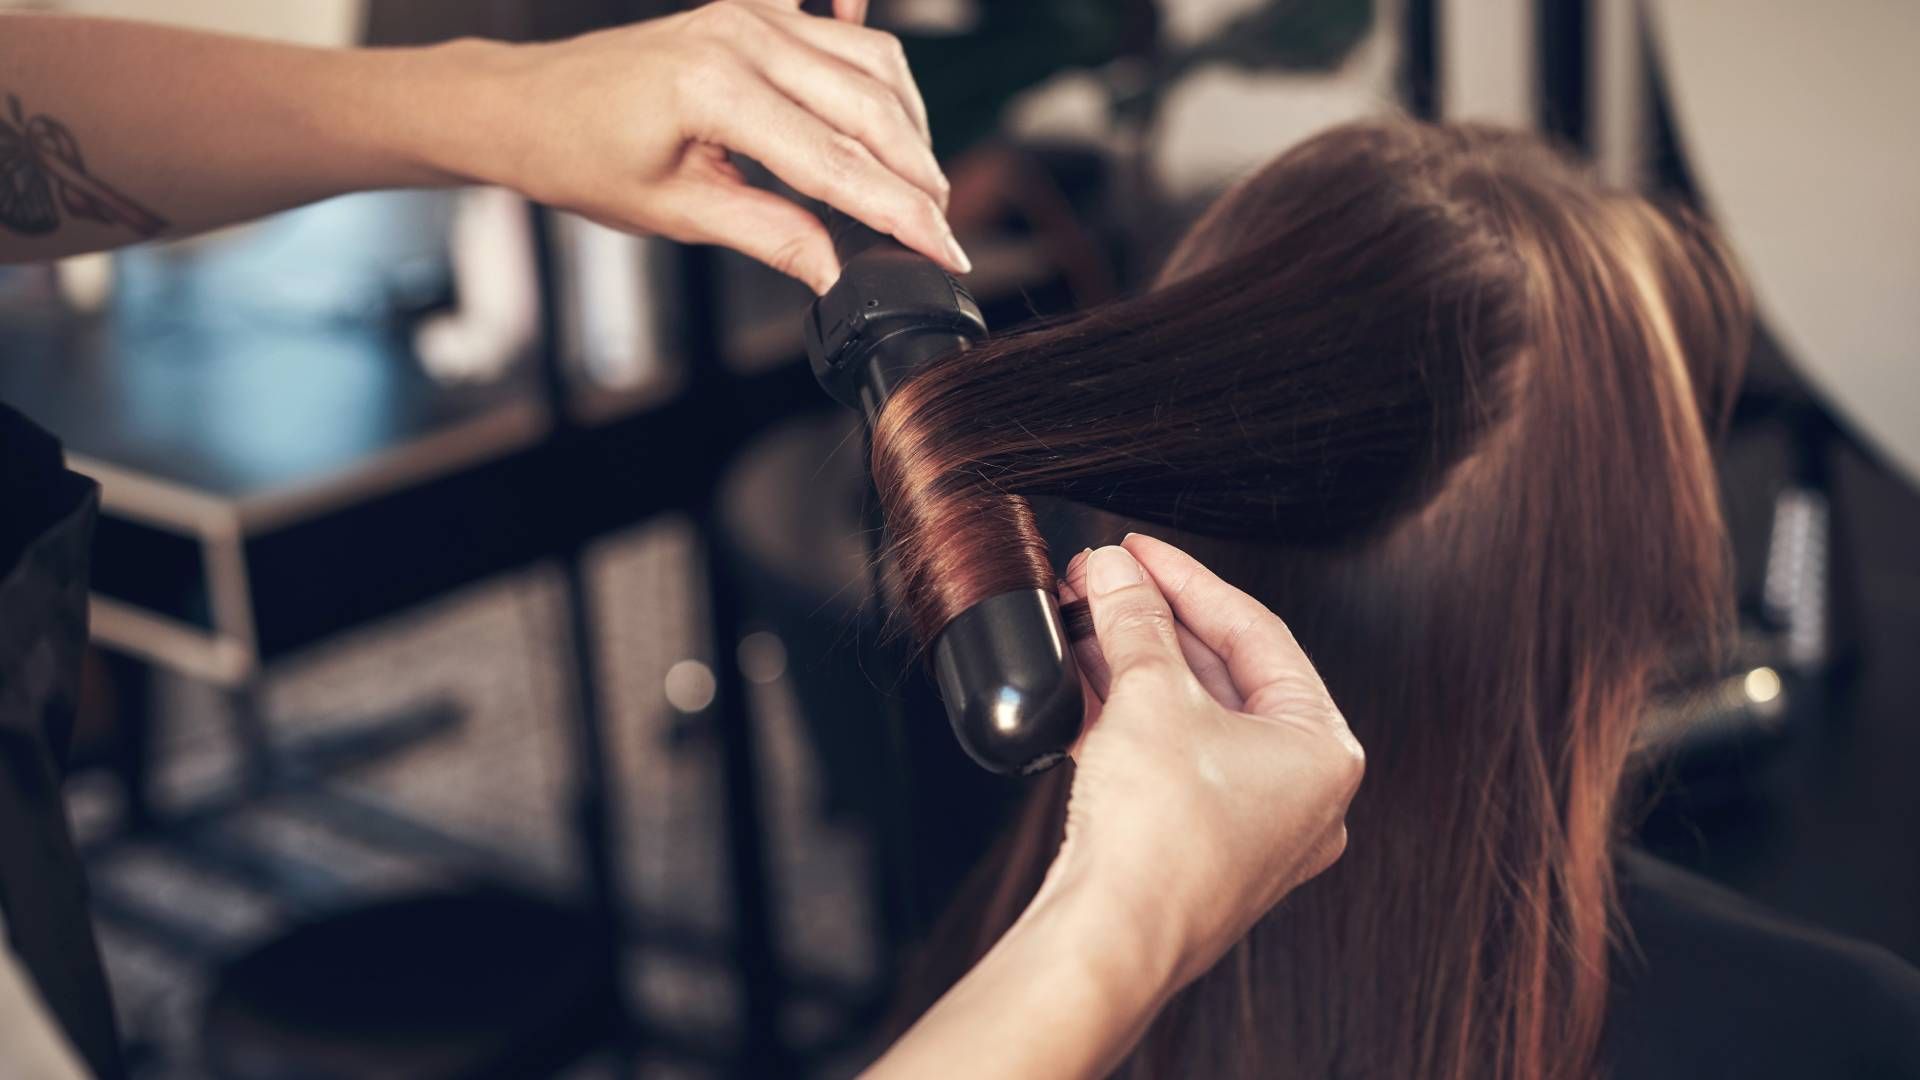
[865,861,1186,1080]
[0,14,503,263]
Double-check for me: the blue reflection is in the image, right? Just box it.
[103,191,457,490]
[114,190,453,330]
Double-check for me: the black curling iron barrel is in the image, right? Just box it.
[803,215,1084,775]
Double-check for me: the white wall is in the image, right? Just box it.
[1650,1,1920,484]
[2,0,362,46]
[1439,0,1535,126]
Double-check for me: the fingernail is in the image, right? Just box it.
[1086,545,1143,597]
[1064,547,1093,582]
[944,232,972,275]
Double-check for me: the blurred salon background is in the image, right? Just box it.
[1,0,1914,1076]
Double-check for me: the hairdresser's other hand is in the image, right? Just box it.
[1053,535,1364,989]
[458,0,961,293]
[863,536,1357,1080]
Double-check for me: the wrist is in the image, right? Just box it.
[1024,850,1192,1005]
[869,854,1190,1080]
[354,37,527,191]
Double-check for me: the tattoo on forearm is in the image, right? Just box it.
[1,93,168,238]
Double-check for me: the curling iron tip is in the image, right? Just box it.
[931,589,1085,775]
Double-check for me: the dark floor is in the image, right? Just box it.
[69,517,881,1079]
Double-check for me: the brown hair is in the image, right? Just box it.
[871,120,1750,1079]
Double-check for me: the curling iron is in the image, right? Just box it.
[803,214,1084,775]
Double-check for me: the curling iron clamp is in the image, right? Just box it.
[803,213,1085,775]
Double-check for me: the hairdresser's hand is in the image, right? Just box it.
[1052,535,1365,989]
[458,0,961,293]
[865,539,1356,1080]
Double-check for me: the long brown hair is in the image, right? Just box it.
[871,120,1750,1079]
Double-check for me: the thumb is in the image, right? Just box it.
[1083,545,1186,689]
[656,181,839,294]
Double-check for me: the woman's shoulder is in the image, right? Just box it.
[1603,847,1920,1079]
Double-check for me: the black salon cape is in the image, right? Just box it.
[1602,847,1920,1079]
[0,401,124,1079]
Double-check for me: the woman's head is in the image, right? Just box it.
[877,120,1750,1080]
